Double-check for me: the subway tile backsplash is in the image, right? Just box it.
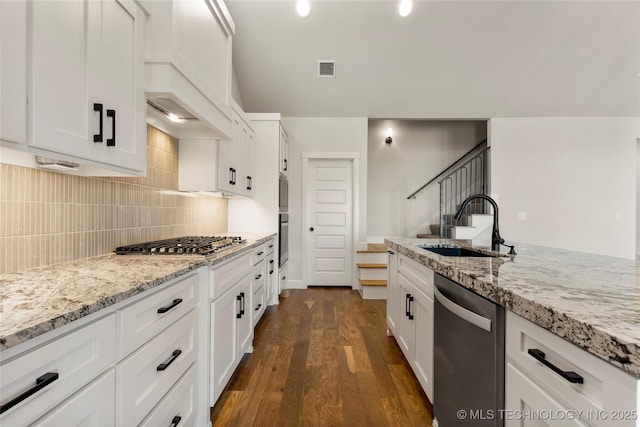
[0,126,227,273]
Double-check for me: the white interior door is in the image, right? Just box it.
[305,159,353,286]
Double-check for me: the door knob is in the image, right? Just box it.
[309,227,314,232]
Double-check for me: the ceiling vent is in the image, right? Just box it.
[318,60,336,78]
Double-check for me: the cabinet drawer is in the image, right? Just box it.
[505,362,589,427]
[31,369,116,427]
[506,311,637,420]
[253,283,265,327]
[253,259,266,284]
[211,251,252,300]
[252,243,267,265]
[0,315,116,426]
[119,271,198,357]
[398,254,434,297]
[265,239,275,255]
[139,364,197,427]
[117,309,198,427]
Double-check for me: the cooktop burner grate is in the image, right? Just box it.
[115,236,246,256]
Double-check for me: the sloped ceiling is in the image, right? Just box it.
[226,0,640,118]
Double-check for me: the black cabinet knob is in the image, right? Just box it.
[309,227,314,232]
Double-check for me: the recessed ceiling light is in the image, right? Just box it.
[297,0,310,17]
[399,0,412,17]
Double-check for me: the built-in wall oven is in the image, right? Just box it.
[278,213,288,267]
[279,174,288,267]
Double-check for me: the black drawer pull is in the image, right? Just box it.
[527,349,584,384]
[157,349,182,371]
[284,158,287,171]
[93,103,103,142]
[257,251,264,256]
[106,109,116,146]
[269,259,274,264]
[255,304,262,311]
[229,168,234,185]
[269,270,274,275]
[240,292,245,316]
[0,372,59,414]
[388,250,395,254]
[236,294,242,318]
[157,298,183,314]
[170,415,182,427]
[269,244,274,248]
[255,274,262,280]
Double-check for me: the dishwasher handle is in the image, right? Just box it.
[434,285,492,332]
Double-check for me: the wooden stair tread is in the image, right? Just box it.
[356,243,387,253]
[416,234,439,239]
[357,263,387,269]
[359,279,387,286]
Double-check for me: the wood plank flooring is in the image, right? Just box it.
[210,287,433,426]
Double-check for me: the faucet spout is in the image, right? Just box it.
[454,194,505,252]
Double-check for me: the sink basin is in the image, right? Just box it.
[419,245,494,257]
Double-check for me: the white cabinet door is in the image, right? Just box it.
[210,286,239,405]
[31,370,116,427]
[98,0,145,171]
[0,0,27,146]
[29,0,144,173]
[236,275,254,355]
[386,249,399,334]
[410,284,434,402]
[217,114,240,194]
[29,0,101,160]
[279,124,288,177]
[397,274,415,357]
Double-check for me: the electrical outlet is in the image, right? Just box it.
[518,212,527,220]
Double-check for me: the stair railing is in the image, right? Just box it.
[439,147,488,237]
[406,139,488,200]
[405,139,489,238]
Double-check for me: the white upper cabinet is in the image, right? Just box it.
[145,0,235,140]
[28,0,146,174]
[0,1,27,146]
[179,101,255,197]
[279,124,289,177]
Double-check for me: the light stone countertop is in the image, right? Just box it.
[0,233,275,351]
[385,237,640,378]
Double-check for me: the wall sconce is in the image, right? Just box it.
[385,128,393,145]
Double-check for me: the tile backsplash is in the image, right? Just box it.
[0,126,227,273]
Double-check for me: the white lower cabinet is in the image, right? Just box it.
[0,268,207,427]
[387,252,434,402]
[31,369,116,427]
[0,314,116,426]
[117,309,198,427]
[505,311,639,427]
[210,254,254,405]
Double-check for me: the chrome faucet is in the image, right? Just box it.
[454,194,509,253]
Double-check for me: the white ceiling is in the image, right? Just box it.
[226,0,640,119]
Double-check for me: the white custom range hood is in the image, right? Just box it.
[143,0,236,140]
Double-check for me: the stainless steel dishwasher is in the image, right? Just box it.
[433,273,505,427]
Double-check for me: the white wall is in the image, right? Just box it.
[490,117,639,259]
[637,139,640,260]
[281,117,368,289]
[367,120,486,240]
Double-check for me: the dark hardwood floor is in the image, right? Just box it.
[210,287,434,426]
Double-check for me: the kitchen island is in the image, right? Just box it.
[385,237,639,378]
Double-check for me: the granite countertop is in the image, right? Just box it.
[385,237,640,378]
[0,233,275,352]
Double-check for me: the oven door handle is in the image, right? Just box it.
[434,286,492,332]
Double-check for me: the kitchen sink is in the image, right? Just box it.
[418,245,495,257]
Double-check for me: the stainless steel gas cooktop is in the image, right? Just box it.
[114,236,246,256]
